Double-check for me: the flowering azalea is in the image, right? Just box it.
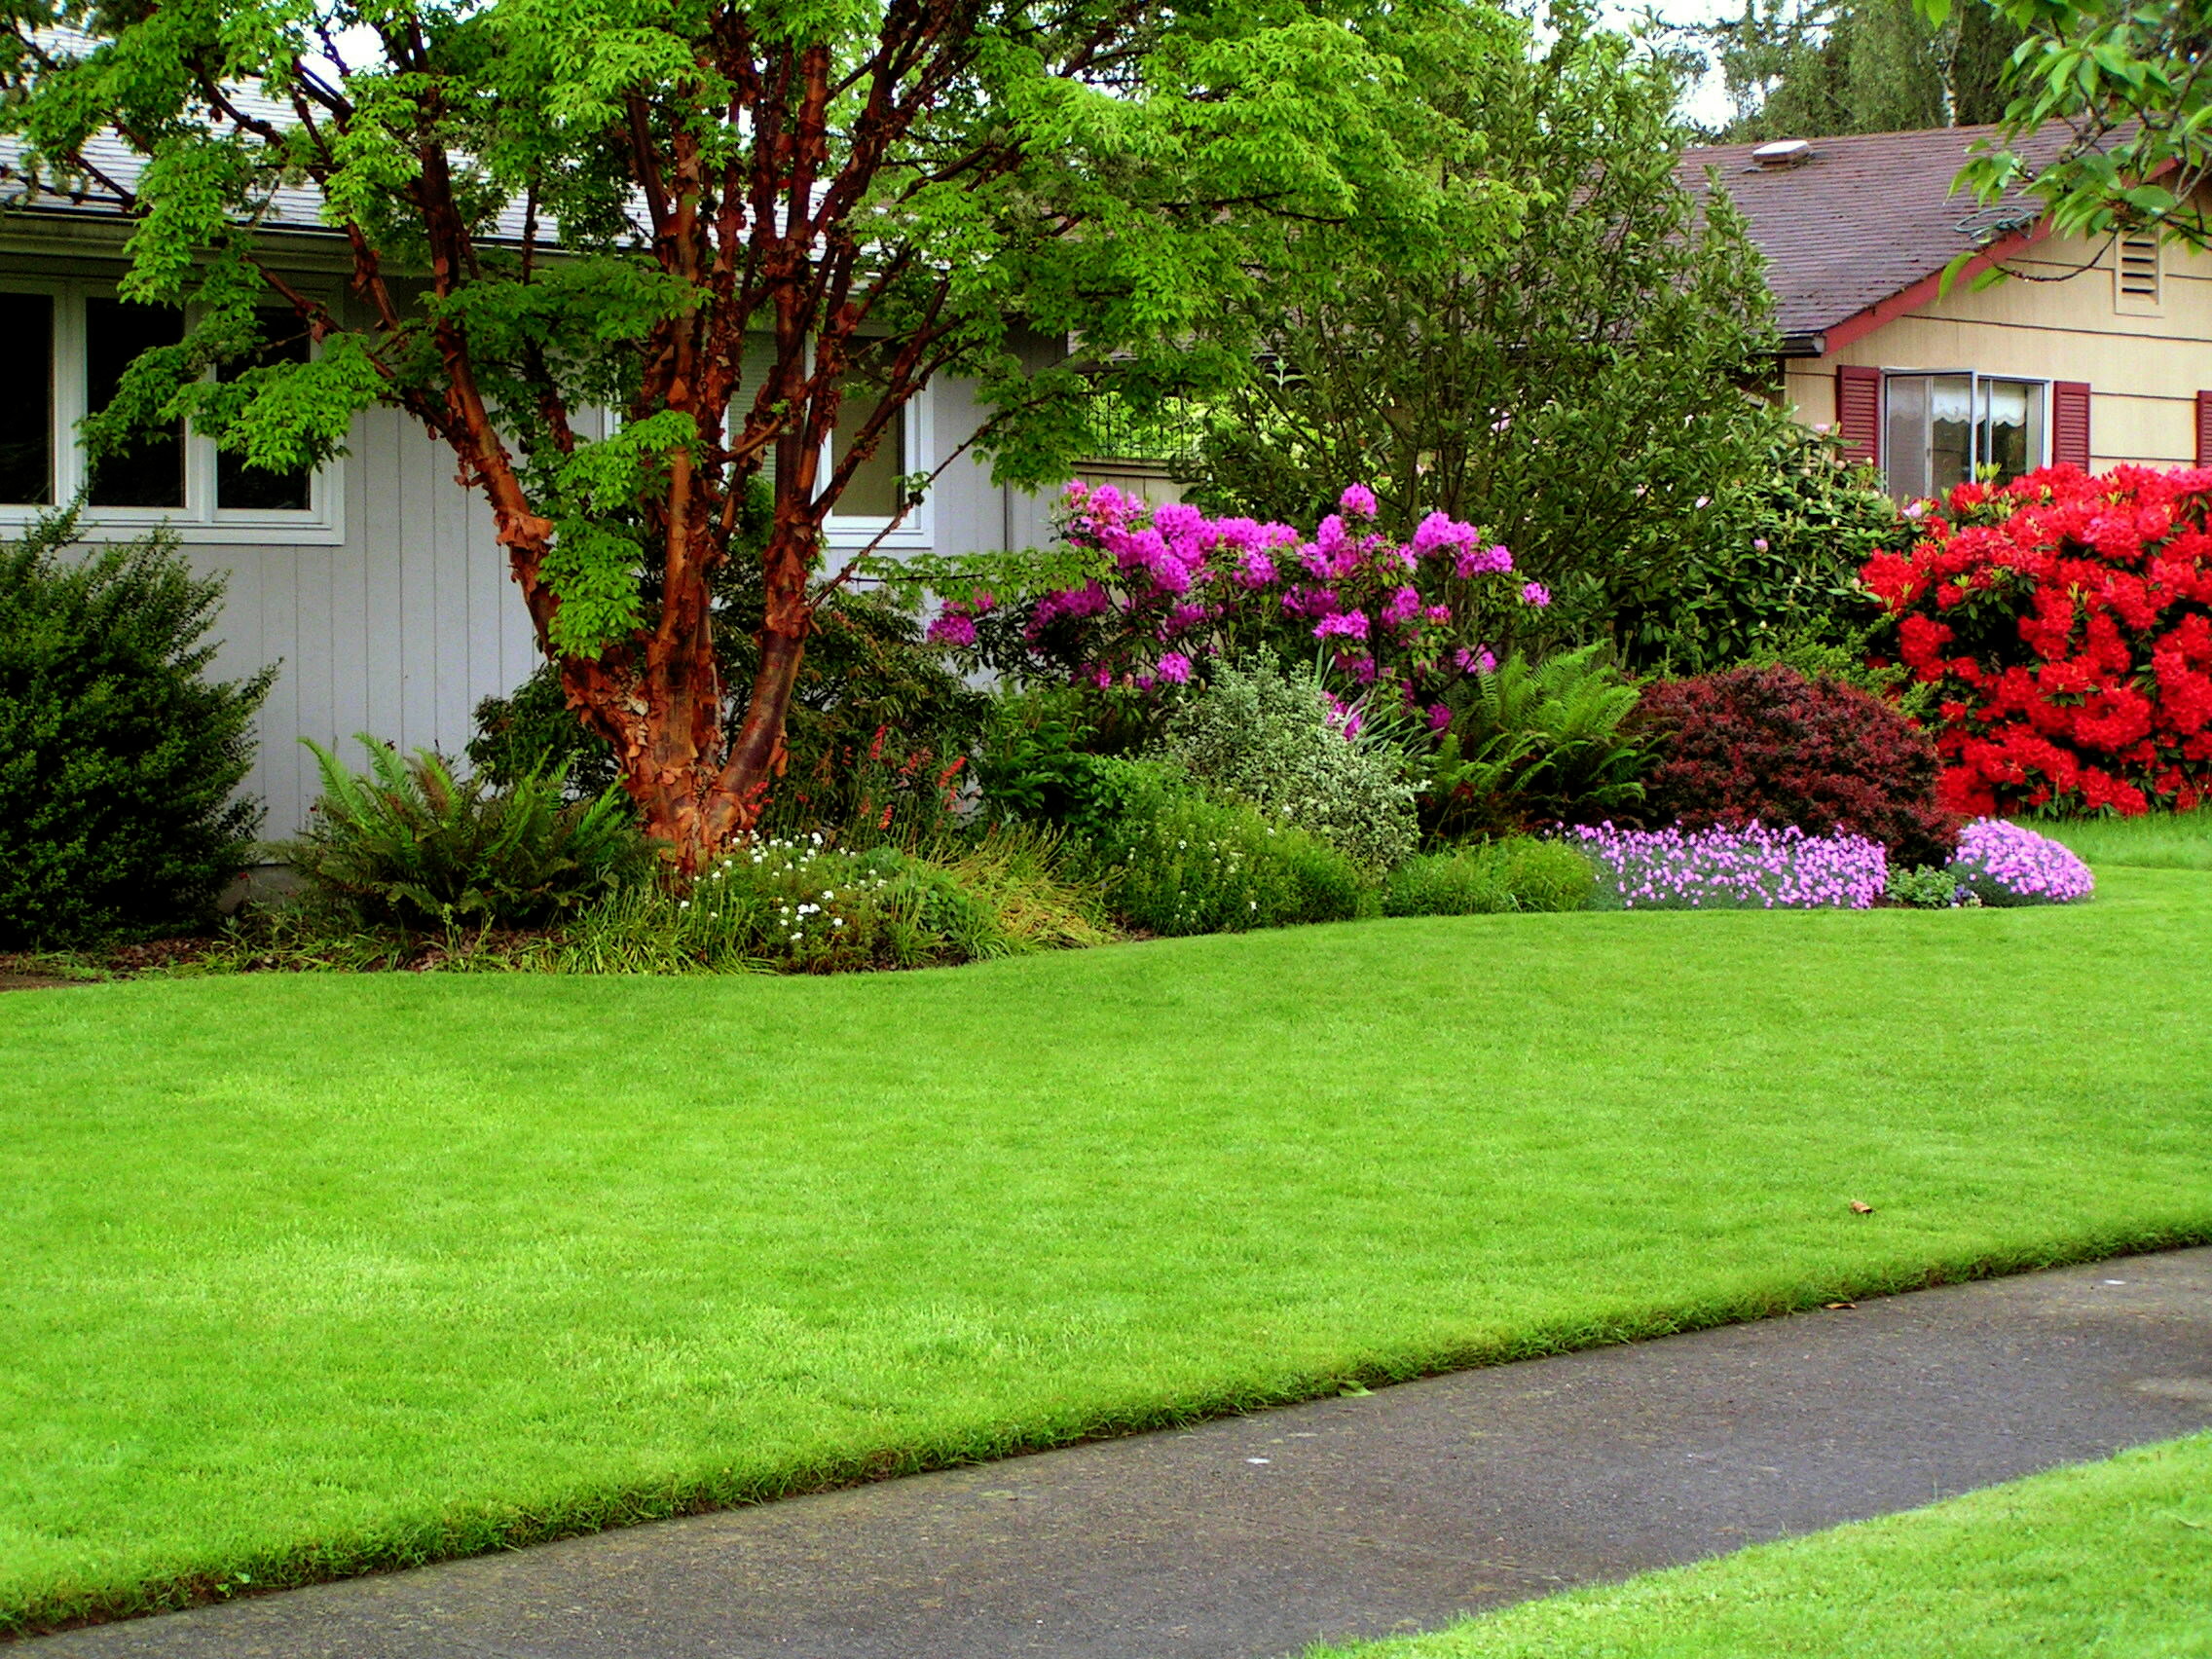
[1866,463,2212,816]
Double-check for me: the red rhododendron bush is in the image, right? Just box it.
[1862,465,2212,816]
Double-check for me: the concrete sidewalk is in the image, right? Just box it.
[35,1247,2212,1659]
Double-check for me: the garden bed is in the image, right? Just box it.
[3,866,2209,1634]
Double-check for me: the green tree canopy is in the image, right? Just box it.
[1174,1,1838,663]
[1680,0,2021,139]
[0,0,1495,866]
[1919,0,2212,251]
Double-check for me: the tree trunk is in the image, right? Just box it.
[544,512,819,876]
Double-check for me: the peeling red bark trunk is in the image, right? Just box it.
[208,9,1027,879]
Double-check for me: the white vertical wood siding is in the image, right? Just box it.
[184,407,537,836]
[184,378,1054,835]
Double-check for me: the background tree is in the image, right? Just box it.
[1176,1,1829,663]
[0,0,1457,868]
[1917,0,2212,250]
[1681,0,2021,138]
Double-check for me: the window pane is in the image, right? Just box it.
[0,294,53,505]
[1929,374,1972,492]
[217,309,313,512]
[830,375,904,520]
[1884,374,1930,502]
[85,298,185,509]
[1980,379,2042,485]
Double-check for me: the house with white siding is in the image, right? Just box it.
[0,193,1105,832]
[22,120,2212,838]
[1683,126,2212,494]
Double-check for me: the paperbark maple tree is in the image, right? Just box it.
[2,0,1447,866]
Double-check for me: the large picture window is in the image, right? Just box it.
[1883,372,2046,501]
[0,285,337,540]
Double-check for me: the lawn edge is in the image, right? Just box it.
[8,1224,2209,1642]
[1295,1426,2212,1659]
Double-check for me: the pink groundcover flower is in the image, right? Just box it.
[1568,822,1887,910]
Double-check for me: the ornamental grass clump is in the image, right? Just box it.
[1946,819,2095,907]
[1569,822,1888,910]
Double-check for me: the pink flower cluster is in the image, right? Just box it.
[1567,821,1890,910]
[1948,819,2094,905]
[939,482,1545,705]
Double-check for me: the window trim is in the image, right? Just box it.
[1880,368,2052,500]
[0,280,345,544]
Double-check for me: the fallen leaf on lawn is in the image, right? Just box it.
[1849,1200,1875,1214]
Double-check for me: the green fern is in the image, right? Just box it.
[286,737,651,929]
[1427,646,1648,838]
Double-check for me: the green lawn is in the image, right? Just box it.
[1311,1432,2212,1658]
[2040,805,2212,870]
[3,868,2211,1633]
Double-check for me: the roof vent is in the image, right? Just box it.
[1751,138,1812,169]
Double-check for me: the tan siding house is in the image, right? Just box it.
[1684,127,2212,493]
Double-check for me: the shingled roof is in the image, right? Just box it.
[1677,124,2074,351]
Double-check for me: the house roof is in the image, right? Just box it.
[1677,124,2075,350]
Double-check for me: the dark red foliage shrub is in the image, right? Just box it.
[1633,665,1958,866]
[1862,465,2212,817]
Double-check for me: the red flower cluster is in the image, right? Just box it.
[1862,465,2212,817]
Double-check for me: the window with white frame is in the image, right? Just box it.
[821,365,931,550]
[1883,372,2047,500]
[0,284,337,539]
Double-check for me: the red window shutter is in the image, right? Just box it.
[1835,365,1882,466]
[2052,381,2092,470]
[2196,391,2212,466]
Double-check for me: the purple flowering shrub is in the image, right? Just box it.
[1568,822,1889,910]
[930,483,1549,718]
[1947,820,2095,906]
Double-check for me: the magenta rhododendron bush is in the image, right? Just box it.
[929,483,1548,724]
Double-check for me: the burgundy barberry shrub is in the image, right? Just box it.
[1632,665,1957,867]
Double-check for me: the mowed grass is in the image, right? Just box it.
[2041,804,2212,870]
[1312,1432,2212,1658]
[3,869,2211,1633]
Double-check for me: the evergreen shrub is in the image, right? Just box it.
[0,514,272,946]
[1161,659,1418,868]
